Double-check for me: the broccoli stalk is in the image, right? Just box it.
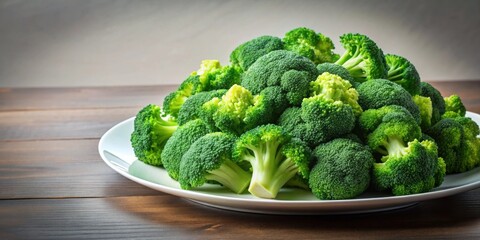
[179,132,251,194]
[334,33,388,83]
[234,125,311,199]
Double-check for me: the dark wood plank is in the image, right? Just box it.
[0,107,139,141]
[1,191,480,240]
[429,81,480,113]
[0,139,160,199]
[0,85,177,111]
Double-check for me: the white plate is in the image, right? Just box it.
[98,112,480,215]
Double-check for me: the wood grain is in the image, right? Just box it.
[1,192,479,240]
[0,85,177,111]
[0,108,139,141]
[0,139,160,199]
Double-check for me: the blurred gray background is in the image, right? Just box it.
[1,0,479,87]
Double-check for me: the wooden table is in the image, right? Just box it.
[1,81,479,239]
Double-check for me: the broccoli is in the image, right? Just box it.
[334,33,388,83]
[309,72,362,116]
[161,119,211,180]
[130,104,178,166]
[179,132,251,194]
[163,60,241,117]
[358,105,421,155]
[384,54,421,95]
[412,95,433,130]
[427,116,480,173]
[241,50,318,105]
[358,105,445,195]
[444,94,466,117]
[356,79,421,124]
[230,35,283,72]
[316,62,356,87]
[283,27,339,64]
[420,82,445,126]
[309,138,374,200]
[200,84,288,135]
[372,139,445,195]
[177,89,226,126]
[278,72,359,147]
[233,124,312,199]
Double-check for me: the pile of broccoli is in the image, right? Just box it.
[130,27,480,200]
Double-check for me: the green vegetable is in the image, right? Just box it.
[233,124,312,198]
[230,35,283,72]
[309,138,374,200]
[444,94,466,117]
[316,62,356,87]
[177,89,226,126]
[385,54,421,95]
[334,33,388,83]
[161,119,210,180]
[278,73,358,147]
[419,82,446,125]
[163,60,241,117]
[283,27,339,64]
[179,132,251,194]
[130,104,178,166]
[200,84,288,135]
[427,115,480,173]
[412,95,433,130]
[356,79,421,124]
[241,50,318,105]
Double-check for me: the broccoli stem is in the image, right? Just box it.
[246,141,296,198]
[206,159,252,194]
[384,136,407,160]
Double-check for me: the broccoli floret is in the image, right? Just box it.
[385,54,421,95]
[412,95,433,130]
[177,89,226,125]
[200,84,287,135]
[334,33,388,83]
[358,105,444,195]
[444,94,466,117]
[356,79,421,124]
[179,132,251,194]
[427,116,480,173]
[233,125,312,198]
[420,82,446,125]
[372,139,445,195]
[163,60,241,117]
[316,62,356,87]
[278,73,359,147]
[283,27,339,64]
[161,119,210,180]
[309,72,362,116]
[358,105,421,155]
[309,138,374,200]
[230,35,283,72]
[130,104,178,166]
[241,50,318,105]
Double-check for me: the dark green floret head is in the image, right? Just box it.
[356,79,421,124]
[130,104,178,166]
[316,62,357,87]
[160,119,210,180]
[309,138,374,200]
[230,35,283,72]
[241,50,318,105]
[179,132,251,194]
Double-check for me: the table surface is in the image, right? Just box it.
[1,81,479,239]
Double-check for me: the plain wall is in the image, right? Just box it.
[1,0,479,87]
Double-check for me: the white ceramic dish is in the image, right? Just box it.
[98,112,480,215]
